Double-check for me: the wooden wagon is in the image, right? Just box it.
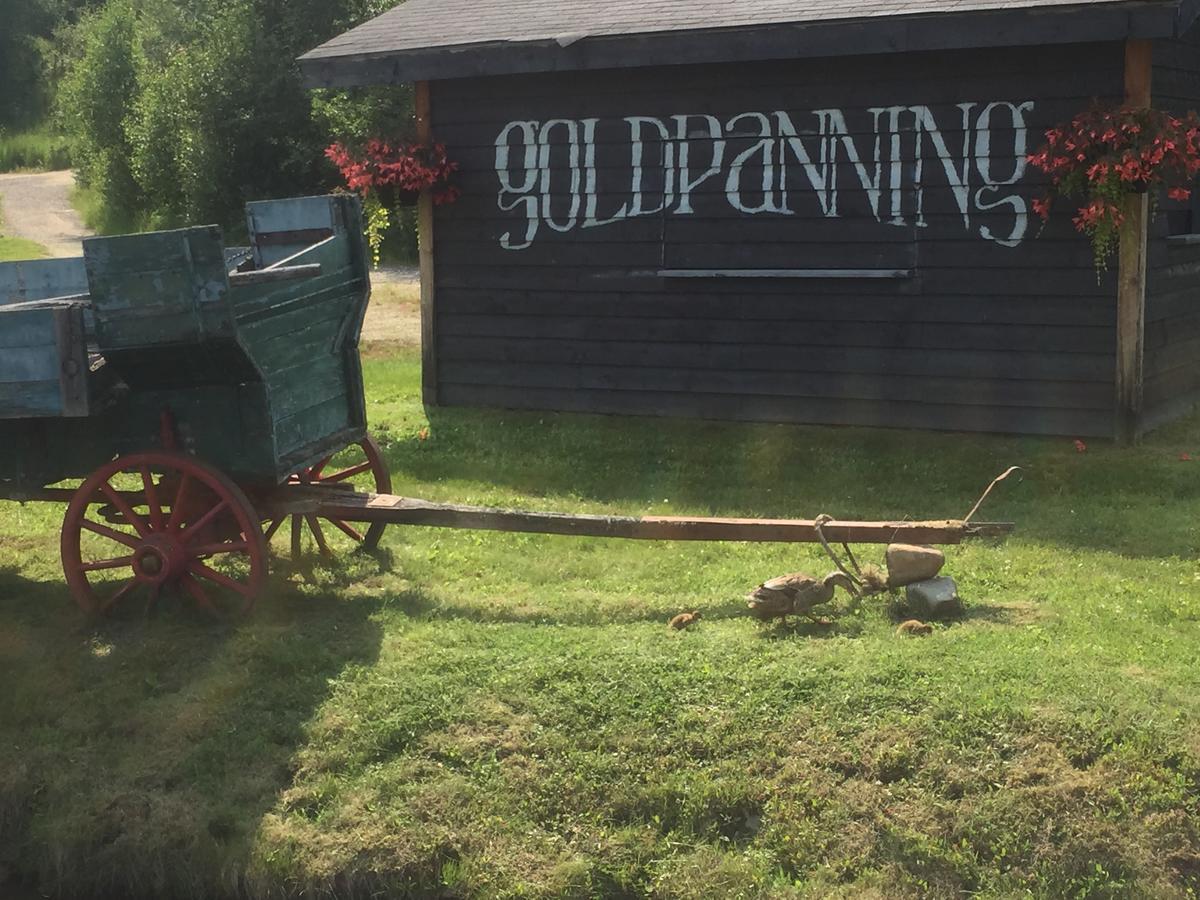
[0,195,391,616]
[0,194,1012,620]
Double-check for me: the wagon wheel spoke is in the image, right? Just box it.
[99,578,140,613]
[306,515,332,557]
[324,517,364,542]
[290,515,302,560]
[190,541,248,558]
[81,555,136,573]
[310,455,334,479]
[178,499,231,545]
[140,465,165,531]
[80,518,141,550]
[144,583,162,615]
[180,573,216,615]
[99,480,150,538]
[320,461,374,484]
[166,474,193,532]
[263,517,285,542]
[189,561,255,598]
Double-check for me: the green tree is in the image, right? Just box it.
[0,0,52,127]
[56,0,139,226]
[59,0,413,235]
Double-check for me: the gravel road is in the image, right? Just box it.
[0,170,92,257]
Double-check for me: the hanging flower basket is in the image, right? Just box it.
[1028,105,1200,272]
[326,139,461,265]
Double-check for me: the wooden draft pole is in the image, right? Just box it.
[279,489,1014,545]
[415,81,438,407]
[265,467,1018,547]
[1116,39,1153,444]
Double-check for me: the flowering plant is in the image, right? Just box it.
[325,140,461,265]
[1028,105,1200,270]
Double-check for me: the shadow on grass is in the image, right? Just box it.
[0,564,386,899]
[373,404,1200,561]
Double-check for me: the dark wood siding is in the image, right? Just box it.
[431,43,1124,436]
[1145,26,1200,432]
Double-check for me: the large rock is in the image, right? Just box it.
[886,544,945,588]
[905,576,962,618]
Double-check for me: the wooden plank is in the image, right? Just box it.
[255,228,334,248]
[53,304,89,417]
[0,258,88,305]
[658,269,913,280]
[439,359,1114,410]
[433,44,1120,102]
[439,335,1114,382]
[0,306,63,350]
[417,79,439,407]
[273,392,354,459]
[278,486,1013,544]
[229,263,323,286]
[437,383,1114,437]
[0,381,68,418]
[0,345,59,382]
[438,313,1114,355]
[1116,38,1153,443]
[437,287,1117,327]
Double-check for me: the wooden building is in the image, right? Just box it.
[300,0,1200,440]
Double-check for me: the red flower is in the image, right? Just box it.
[325,140,460,203]
[1074,440,1088,453]
[1028,105,1200,270]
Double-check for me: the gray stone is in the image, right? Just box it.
[905,576,962,618]
[886,543,945,587]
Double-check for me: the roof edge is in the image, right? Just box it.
[299,3,1182,89]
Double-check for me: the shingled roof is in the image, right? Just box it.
[300,0,1200,87]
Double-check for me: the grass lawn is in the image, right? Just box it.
[0,236,48,262]
[4,348,1200,898]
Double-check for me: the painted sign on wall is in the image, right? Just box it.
[494,101,1035,251]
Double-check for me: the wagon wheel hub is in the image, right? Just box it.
[131,536,191,583]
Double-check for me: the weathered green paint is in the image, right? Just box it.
[0,194,372,494]
[0,301,91,419]
[84,226,234,350]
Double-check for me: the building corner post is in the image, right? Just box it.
[416,80,439,408]
[1116,39,1152,444]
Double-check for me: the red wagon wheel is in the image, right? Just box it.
[264,434,391,560]
[61,452,268,619]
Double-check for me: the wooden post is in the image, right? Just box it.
[415,81,438,407]
[1116,39,1152,444]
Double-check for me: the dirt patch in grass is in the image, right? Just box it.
[362,282,420,348]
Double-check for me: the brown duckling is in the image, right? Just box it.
[668,611,702,630]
